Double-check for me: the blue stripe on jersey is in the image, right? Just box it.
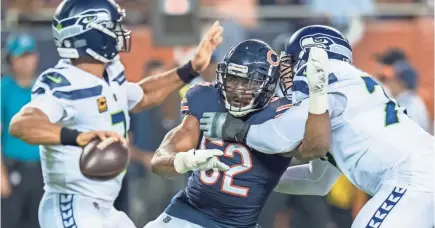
[40,72,71,90]
[59,194,77,228]
[53,85,102,100]
[361,76,377,93]
[112,71,126,85]
[366,187,407,228]
[32,87,46,95]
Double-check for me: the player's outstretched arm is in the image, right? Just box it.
[151,115,229,178]
[274,159,341,196]
[292,47,331,162]
[130,21,223,112]
[9,107,126,146]
[200,93,344,158]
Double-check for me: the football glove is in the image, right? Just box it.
[173,149,230,174]
[199,112,250,143]
[306,47,329,114]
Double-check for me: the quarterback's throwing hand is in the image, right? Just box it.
[173,149,229,174]
[76,131,127,147]
[191,21,224,73]
[307,47,329,114]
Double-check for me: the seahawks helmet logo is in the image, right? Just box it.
[300,35,335,50]
[52,9,112,42]
[300,34,352,61]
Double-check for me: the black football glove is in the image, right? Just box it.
[199,112,250,143]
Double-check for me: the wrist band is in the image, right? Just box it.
[309,94,328,115]
[176,61,200,84]
[60,127,81,146]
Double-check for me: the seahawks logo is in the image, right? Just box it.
[300,35,335,50]
[52,9,112,42]
[299,34,352,61]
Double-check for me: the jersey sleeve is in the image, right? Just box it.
[124,82,144,111]
[246,93,346,154]
[274,159,341,196]
[180,83,215,120]
[108,59,145,111]
[24,72,76,123]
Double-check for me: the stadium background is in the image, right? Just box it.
[1,0,433,227]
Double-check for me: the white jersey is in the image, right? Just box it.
[246,60,434,195]
[25,58,144,202]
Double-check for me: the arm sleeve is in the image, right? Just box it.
[274,159,341,196]
[125,82,144,111]
[246,93,346,154]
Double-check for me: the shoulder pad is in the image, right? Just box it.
[38,71,71,90]
[33,68,103,100]
[271,97,293,119]
[180,82,222,119]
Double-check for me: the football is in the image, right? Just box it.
[80,137,129,181]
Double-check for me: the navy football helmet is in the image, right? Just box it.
[280,25,352,97]
[52,0,131,63]
[217,39,280,117]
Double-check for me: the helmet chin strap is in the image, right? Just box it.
[228,109,252,117]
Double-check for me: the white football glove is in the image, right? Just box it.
[306,47,329,114]
[173,149,230,174]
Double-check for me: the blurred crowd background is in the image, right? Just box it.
[1,0,434,228]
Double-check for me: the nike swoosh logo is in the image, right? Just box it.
[47,75,62,83]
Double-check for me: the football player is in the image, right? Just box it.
[145,39,292,228]
[8,0,223,227]
[200,25,434,228]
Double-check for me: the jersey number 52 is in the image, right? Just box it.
[199,138,252,197]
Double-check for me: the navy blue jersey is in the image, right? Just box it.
[166,83,292,228]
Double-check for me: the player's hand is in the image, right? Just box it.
[173,149,230,174]
[76,131,127,147]
[191,21,223,73]
[200,112,250,143]
[306,47,329,114]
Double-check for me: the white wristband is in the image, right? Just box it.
[309,94,328,114]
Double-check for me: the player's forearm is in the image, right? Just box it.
[293,112,330,162]
[137,68,185,107]
[151,125,198,178]
[244,103,310,154]
[9,108,62,145]
[150,147,179,178]
[135,61,201,111]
